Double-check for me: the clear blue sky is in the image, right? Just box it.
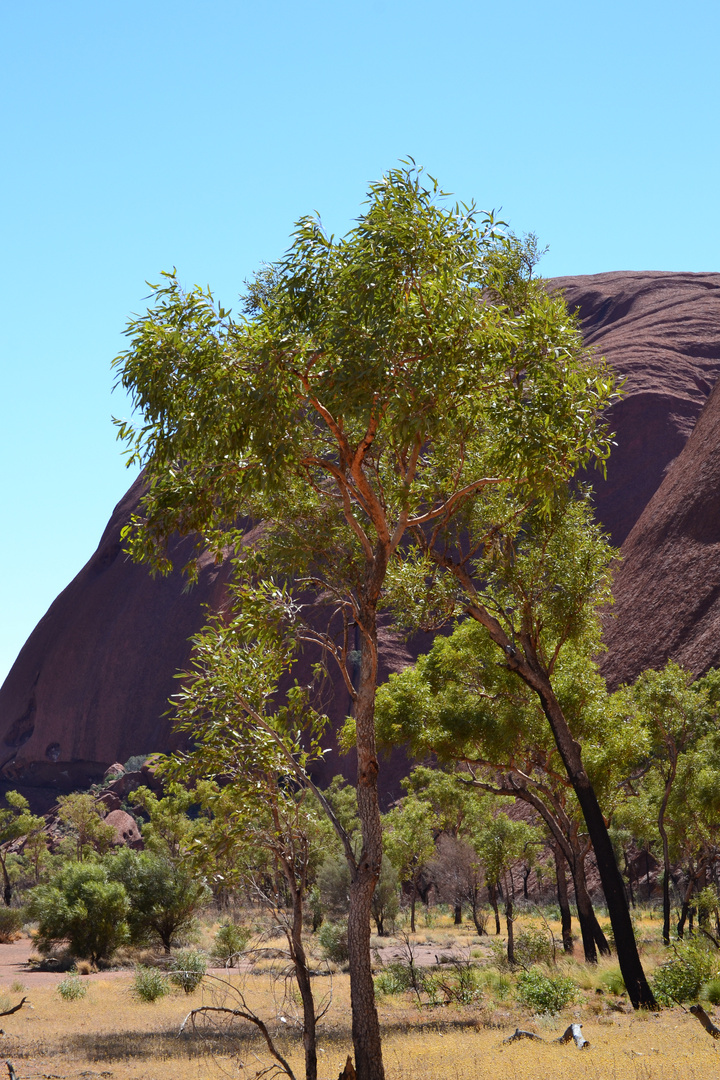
[1,0,719,684]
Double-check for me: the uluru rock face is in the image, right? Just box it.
[552,271,720,545]
[3,270,720,791]
[601,374,720,688]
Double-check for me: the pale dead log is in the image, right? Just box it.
[690,1004,720,1039]
[556,1023,590,1049]
[503,1028,544,1043]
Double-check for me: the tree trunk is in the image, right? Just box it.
[289,886,317,1080]
[454,903,462,925]
[488,883,501,934]
[505,886,515,965]
[0,856,11,908]
[410,885,417,934]
[573,855,611,959]
[346,603,385,1080]
[658,770,675,946]
[552,843,574,954]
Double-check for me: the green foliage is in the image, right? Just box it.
[600,966,626,995]
[317,853,351,919]
[28,862,129,963]
[57,972,87,1001]
[514,926,555,968]
[211,922,251,968]
[317,921,349,966]
[374,962,417,997]
[132,965,171,1003]
[0,907,24,943]
[105,847,210,954]
[170,948,207,993]
[702,976,720,1005]
[516,969,578,1014]
[56,793,116,861]
[651,942,716,1005]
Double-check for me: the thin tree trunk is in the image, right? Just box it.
[347,603,385,1080]
[454,903,462,925]
[658,768,675,946]
[504,879,515,965]
[289,886,317,1080]
[410,884,417,934]
[488,883,501,934]
[552,843,574,954]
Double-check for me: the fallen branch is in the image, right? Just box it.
[690,1004,720,1039]
[5,1062,17,1080]
[180,1005,296,1080]
[0,999,27,1019]
[556,1023,590,1049]
[503,1028,544,1043]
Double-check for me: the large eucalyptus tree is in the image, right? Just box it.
[114,163,617,1076]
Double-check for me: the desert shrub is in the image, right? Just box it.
[702,976,720,1005]
[0,907,24,943]
[652,942,716,1005]
[57,972,87,1001]
[600,966,626,995]
[516,969,577,1014]
[433,962,483,1005]
[105,848,210,954]
[170,948,207,993]
[318,920,349,966]
[132,965,170,1002]
[27,862,129,963]
[317,854,351,918]
[211,922,251,968]
[374,962,416,997]
[514,926,554,968]
[479,969,512,1001]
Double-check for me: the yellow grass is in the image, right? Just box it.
[1,970,719,1080]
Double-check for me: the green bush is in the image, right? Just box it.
[317,921,349,966]
[600,966,626,996]
[516,969,577,1014]
[434,962,483,1005]
[170,948,207,994]
[652,942,716,1005]
[702,976,720,1005]
[374,962,417,997]
[0,907,24,943]
[514,926,554,968]
[211,922,251,968]
[132,965,170,1003]
[27,862,129,964]
[57,972,87,1001]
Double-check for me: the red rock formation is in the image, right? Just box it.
[602,375,720,687]
[552,271,720,545]
[3,271,720,790]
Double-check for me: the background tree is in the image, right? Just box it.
[56,793,116,862]
[115,163,617,1074]
[383,796,436,932]
[27,862,129,965]
[0,792,45,905]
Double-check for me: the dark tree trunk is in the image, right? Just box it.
[505,887,515,966]
[454,903,462,925]
[552,843,574,954]
[347,604,385,1080]
[410,885,417,934]
[488,883,501,934]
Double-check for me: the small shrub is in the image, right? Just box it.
[211,922,251,968]
[514,926,554,968]
[652,942,716,1005]
[57,972,87,1001]
[702,976,720,1005]
[132,965,170,1003]
[10,981,25,994]
[374,962,416,997]
[517,969,577,1014]
[0,908,24,944]
[600,966,626,996]
[318,921,349,966]
[434,962,483,1005]
[170,948,207,994]
[479,969,512,1002]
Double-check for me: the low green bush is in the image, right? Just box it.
[170,948,207,994]
[652,942,716,1005]
[211,922,251,968]
[514,926,554,968]
[57,972,87,1001]
[600,966,626,996]
[0,907,24,943]
[132,965,171,1003]
[702,976,720,1005]
[317,921,349,966]
[516,969,577,1014]
[374,962,416,997]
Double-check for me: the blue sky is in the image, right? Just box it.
[1,0,719,683]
